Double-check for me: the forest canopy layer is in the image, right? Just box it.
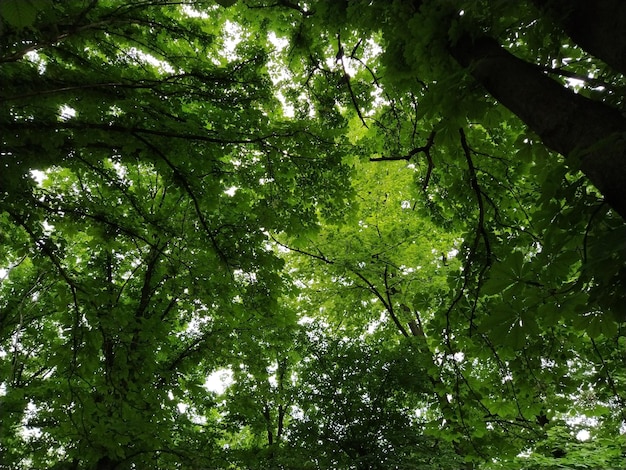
[0,1,625,469]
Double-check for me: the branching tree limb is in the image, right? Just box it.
[337,33,369,128]
[370,130,436,190]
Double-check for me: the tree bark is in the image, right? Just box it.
[533,0,626,76]
[449,34,626,220]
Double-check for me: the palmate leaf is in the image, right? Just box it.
[481,270,516,296]
[574,312,619,339]
[480,250,536,297]
[0,0,47,29]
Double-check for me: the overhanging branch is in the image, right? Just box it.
[131,132,233,270]
[337,33,369,128]
[370,130,436,189]
[271,235,409,336]
[449,33,626,219]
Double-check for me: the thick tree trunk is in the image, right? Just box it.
[533,0,626,76]
[449,35,626,220]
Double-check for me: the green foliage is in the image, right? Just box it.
[0,0,47,29]
[1,1,625,469]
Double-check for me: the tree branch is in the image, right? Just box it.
[449,33,626,220]
[337,33,369,128]
[131,133,233,270]
[271,235,409,336]
[369,131,436,190]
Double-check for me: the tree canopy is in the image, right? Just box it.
[1,1,625,469]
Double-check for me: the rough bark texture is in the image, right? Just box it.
[449,34,626,219]
[533,0,626,76]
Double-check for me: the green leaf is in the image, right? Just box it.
[481,272,515,296]
[0,0,42,28]
[506,323,527,349]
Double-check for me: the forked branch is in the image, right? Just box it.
[370,130,436,190]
